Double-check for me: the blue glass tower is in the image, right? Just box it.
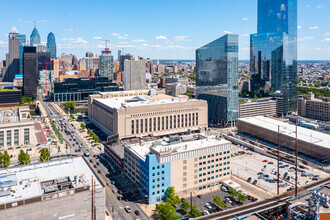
[30,25,41,46]
[250,0,297,114]
[196,34,239,127]
[47,32,56,59]
[99,48,114,81]
[8,27,26,75]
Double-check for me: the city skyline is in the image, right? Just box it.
[0,0,329,60]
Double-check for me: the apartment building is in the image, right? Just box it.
[298,93,330,121]
[124,134,231,204]
[88,91,208,141]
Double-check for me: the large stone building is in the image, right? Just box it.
[88,90,208,141]
[298,93,330,122]
[0,157,105,220]
[124,134,231,204]
[0,106,35,148]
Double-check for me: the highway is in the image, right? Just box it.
[39,98,149,220]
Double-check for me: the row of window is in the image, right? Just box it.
[131,113,199,135]
[199,165,230,172]
[0,129,25,148]
[198,157,230,165]
[198,172,230,183]
[130,108,199,118]
[199,151,230,160]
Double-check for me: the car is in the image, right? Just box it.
[89,159,93,163]
[263,174,269,178]
[205,203,212,209]
[106,173,110,178]
[221,186,229,192]
[248,196,254,200]
[112,189,117,193]
[262,160,268,162]
[305,181,309,185]
[252,198,258,202]
[237,190,243,194]
[93,165,97,168]
[197,195,203,199]
[97,170,101,174]
[253,180,257,185]
[117,196,122,200]
[203,210,210,216]
[124,206,132,213]
[312,177,319,181]
[96,162,100,166]
[225,198,233,204]
[257,172,263,175]
[247,177,252,182]
[118,190,123,194]
[268,161,274,164]
[134,210,140,216]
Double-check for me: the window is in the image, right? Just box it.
[170,116,172,129]
[136,120,139,134]
[166,116,168,129]
[0,131,3,148]
[181,114,184,127]
[140,119,143,133]
[189,113,191,126]
[154,118,156,131]
[158,117,160,131]
[24,128,29,143]
[177,115,180,128]
[162,117,164,130]
[149,118,152,132]
[174,115,176,128]
[145,119,148,132]
[131,120,134,134]
[199,157,202,160]
[185,114,187,126]
[196,112,199,125]
[192,113,195,126]
[6,130,11,146]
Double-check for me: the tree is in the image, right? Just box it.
[238,193,247,203]
[21,96,35,104]
[3,151,10,167]
[180,199,190,214]
[164,187,181,206]
[65,101,76,110]
[80,123,86,130]
[191,206,202,218]
[155,203,181,220]
[228,188,238,198]
[18,150,31,165]
[40,148,50,162]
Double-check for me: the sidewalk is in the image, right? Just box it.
[51,102,68,116]
[137,203,156,219]
[36,100,47,116]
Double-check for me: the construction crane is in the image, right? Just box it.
[39,60,64,98]
[98,39,110,49]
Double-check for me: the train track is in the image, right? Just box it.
[195,177,330,220]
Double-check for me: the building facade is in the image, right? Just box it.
[239,99,277,118]
[250,0,297,114]
[124,59,147,90]
[88,91,208,140]
[196,34,239,127]
[30,26,41,46]
[8,27,26,75]
[0,90,22,107]
[298,93,330,122]
[52,77,119,102]
[46,32,56,59]
[23,46,37,99]
[165,83,187,96]
[99,49,114,80]
[124,134,231,204]
[119,52,133,72]
[4,35,20,82]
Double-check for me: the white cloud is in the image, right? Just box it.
[298,25,302,29]
[60,37,76,41]
[298,36,314,41]
[36,19,47,23]
[308,26,319,30]
[0,40,6,45]
[63,28,74,32]
[119,42,129,44]
[305,5,310,8]
[156,35,167,40]
[241,34,250,37]
[93,36,102,40]
[132,39,145,42]
[316,4,323,9]
[173,35,190,41]
[60,37,88,44]
[112,33,119,36]
[322,38,330,42]
[76,38,88,44]
[325,32,330,37]
[118,36,128,39]
[242,18,249,21]
[124,34,128,37]
[223,31,232,34]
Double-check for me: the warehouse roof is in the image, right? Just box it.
[237,116,330,149]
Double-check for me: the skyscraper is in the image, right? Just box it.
[250,0,297,114]
[30,25,41,46]
[8,27,26,75]
[47,32,56,59]
[124,59,147,90]
[119,52,133,72]
[99,48,114,80]
[4,34,20,82]
[196,34,239,127]
[23,46,37,99]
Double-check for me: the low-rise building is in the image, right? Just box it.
[124,134,231,204]
[0,90,22,107]
[0,157,105,220]
[88,91,208,141]
[0,106,35,148]
[165,83,187,96]
[298,93,330,121]
[239,99,277,118]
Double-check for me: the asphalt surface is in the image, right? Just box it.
[40,97,149,220]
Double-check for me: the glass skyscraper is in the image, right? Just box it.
[47,32,56,59]
[30,26,41,46]
[99,48,114,81]
[196,34,239,127]
[8,27,26,75]
[250,0,297,114]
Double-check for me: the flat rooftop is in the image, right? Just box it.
[237,116,330,149]
[0,109,19,123]
[126,134,231,160]
[95,94,197,110]
[0,157,101,204]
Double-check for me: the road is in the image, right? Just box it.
[40,98,149,220]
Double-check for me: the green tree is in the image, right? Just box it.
[80,123,86,130]
[18,150,31,165]
[21,96,35,104]
[164,187,181,206]
[228,188,238,198]
[3,151,10,167]
[65,101,76,110]
[238,193,247,203]
[213,195,222,205]
[191,206,202,218]
[40,148,50,162]
[155,203,181,220]
[180,199,190,214]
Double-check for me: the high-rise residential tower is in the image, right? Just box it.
[30,25,41,46]
[196,34,239,127]
[124,59,147,90]
[47,32,56,59]
[23,46,37,99]
[250,0,297,114]
[99,48,114,80]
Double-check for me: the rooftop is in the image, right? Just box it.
[0,107,30,124]
[237,116,330,149]
[0,157,101,204]
[126,134,231,160]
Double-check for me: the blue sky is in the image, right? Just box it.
[0,0,329,60]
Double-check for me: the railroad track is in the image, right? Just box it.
[195,177,330,220]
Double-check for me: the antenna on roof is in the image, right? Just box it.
[34,21,37,29]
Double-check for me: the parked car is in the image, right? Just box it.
[253,180,257,185]
[252,198,258,202]
[134,210,140,216]
[205,203,212,209]
[203,210,210,216]
[262,160,268,162]
[247,177,252,182]
[124,206,132,213]
[221,186,229,192]
[268,161,274,164]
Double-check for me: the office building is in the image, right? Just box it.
[298,93,330,121]
[23,46,37,99]
[165,83,187,96]
[146,58,155,76]
[52,77,118,102]
[165,77,189,86]
[0,157,105,220]
[0,89,22,107]
[124,59,147,90]
[119,52,133,72]
[88,91,208,141]
[236,116,330,160]
[8,27,26,75]
[99,48,114,80]
[124,134,231,204]
[3,35,20,82]
[53,59,60,79]
[250,0,297,114]
[239,99,277,118]
[46,32,56,59]
[196,34,239,127]
[78,59,86,71]
[0,106,35,148]
[157,64,166,73]
[37,52,52,72]
[39,70,55,86]
[30,25,41,46]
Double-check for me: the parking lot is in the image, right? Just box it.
[231,144,328,194]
